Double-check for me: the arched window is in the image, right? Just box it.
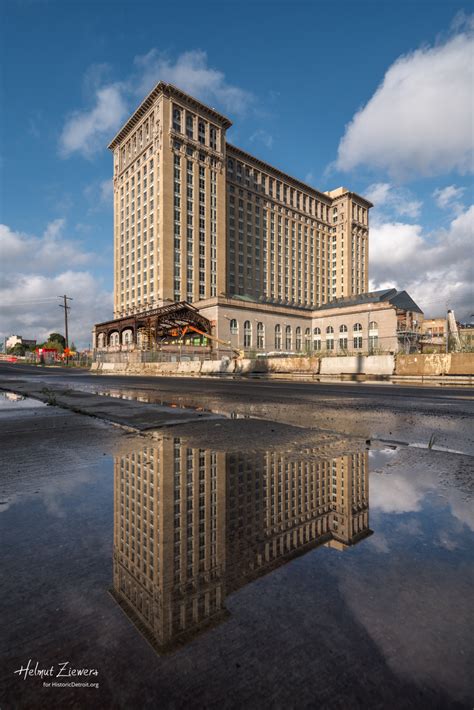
[353,323,363,349]
[230,319,238,335]
[285,325,292,351]
[304,328,311,351]
[369,321,379,352]
[97,333,106,349]
[257,322,264,349]
[243,320,252,348]
[275,324,282,350]
[339,324,348,333]
[122,329,133,345]
[295,326,302,351]
[313,327,321,335]
[326,327,335,351]
[109,331,120,346]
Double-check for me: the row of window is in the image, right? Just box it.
[228,320,379,351]
[172,105,219,150]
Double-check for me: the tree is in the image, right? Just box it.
[49,333,66,348]
[43,340,63,353]
[8,343,26,356]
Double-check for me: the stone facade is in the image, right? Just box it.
[197,294,412,355]
[108,82,372,320]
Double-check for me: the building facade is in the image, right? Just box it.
[108,82,372,320]
[95,82,425,355]
[195,288,423,355]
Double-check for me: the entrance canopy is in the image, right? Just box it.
[94,301,211,348]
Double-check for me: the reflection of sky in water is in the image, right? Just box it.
[0,391,46,409]
[1,436,473,707]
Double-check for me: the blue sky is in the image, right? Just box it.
[1,0,473,346]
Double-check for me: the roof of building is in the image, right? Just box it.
[313,289,423,314]
[108,82,233,150]
[227,144,373,207]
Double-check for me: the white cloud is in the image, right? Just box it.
[84,178,114,211]
[59,84,128,159]
[336,20,474,177]
[433,184,466,213]
[0,220,93,276]
[133,49,253,115]
[59,50,254,158]
[249,129,273,149]
[366,182,422,218]
[0,222,112,347]
[369,204,474,318]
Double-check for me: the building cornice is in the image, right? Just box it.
[226,143,333,203]
[108,82,233,151]
[325,188,373,209]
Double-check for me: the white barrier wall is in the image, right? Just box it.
[320,355,395,375]
[320,356,363,375]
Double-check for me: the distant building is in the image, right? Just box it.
[421,318,446,346]
[459,323,474,348]
[5,335,36,350]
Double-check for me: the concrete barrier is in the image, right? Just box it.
[448,353,474,375]
[201,359,236,375]
[364,355,395,375]
[253,356,319,374]
[177,361,202,375]
[92,352,473,378]
[320,356,364,375]
[395,354,448,376]
[232,358,254,374]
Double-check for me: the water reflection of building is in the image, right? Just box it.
[112,439,371,652]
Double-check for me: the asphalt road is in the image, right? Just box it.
[0,362,472,411]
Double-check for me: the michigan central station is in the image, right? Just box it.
[93,82,422,358]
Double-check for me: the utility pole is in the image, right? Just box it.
[445,309,449,354]
[58,295,73,365]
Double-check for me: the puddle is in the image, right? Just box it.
[90,387,254,419]
[1,429,473,708]
[0,390,46,409]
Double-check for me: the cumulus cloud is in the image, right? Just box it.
[134,49,254,115]
[369,204,474,318]
[433,184,466,213]
[59,50,253,158]
[336,19,474,177]
[366,182,422,218]
[0,222,112,347]
[0,221,93,276]
[59,84,128,159]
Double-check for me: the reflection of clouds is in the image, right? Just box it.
[0,466,100,518]
[396,519,421,536]
[436,533,459,551]
[371,472,427,513]
[367,533,390,553]
[370,449,474,532]
[449,496,474,533]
